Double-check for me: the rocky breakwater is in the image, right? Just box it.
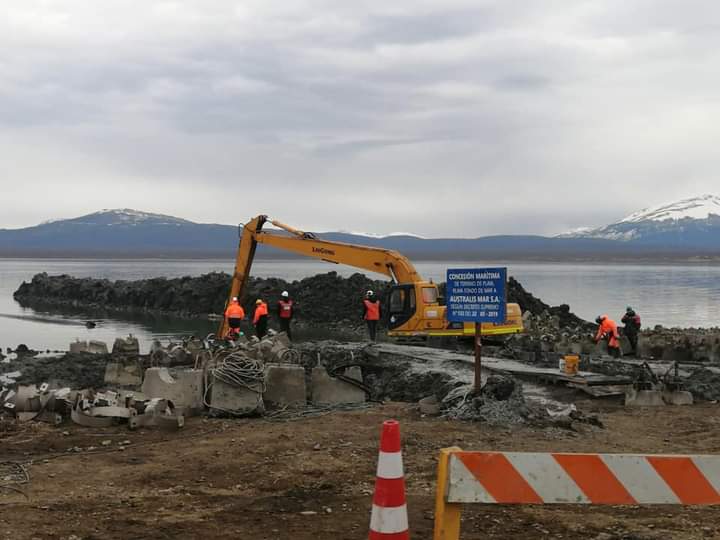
[14,271,391,337]
[14,271,574,340]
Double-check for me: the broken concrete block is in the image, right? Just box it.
[88,340,109,354]
[141,367,204,415]
[311,366,366,405]
[270,342,290,362]
[419,395,441,416]
[210,376,263,416]
[625,388,664,407]
[104,361,143,387]
[112,335,140,356]
[13,385,40,412]
[662,390,694,406]
[263,363,306,407]
[70,340,88,354]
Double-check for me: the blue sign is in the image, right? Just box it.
[446,267,507,323]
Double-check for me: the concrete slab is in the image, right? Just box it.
[210,376,264,416]
[104,361,142,387]
[663,390,694,406]
[69,340,88,354]
[311,366,366,405]
[141,367,204,415]
[263,363,306,407]
[112,336,140,356]
[625,388,665,407]
[270,342,290,362]
[419,395,441,416]
[88,341,109,354]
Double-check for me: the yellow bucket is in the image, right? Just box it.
[564,355,579,375]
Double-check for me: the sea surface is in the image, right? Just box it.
[0,258,718,352]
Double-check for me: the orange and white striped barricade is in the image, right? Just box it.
[433,448,720,540]
[369,420,410,539]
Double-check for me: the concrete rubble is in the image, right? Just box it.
[0,332,380,430]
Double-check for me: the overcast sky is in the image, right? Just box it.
[2,1,720,237]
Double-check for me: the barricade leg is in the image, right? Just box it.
[433,447,462,540]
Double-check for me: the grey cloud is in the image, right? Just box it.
[1,1,720,236]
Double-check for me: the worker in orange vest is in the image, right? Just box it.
[595,314,621,358]
[276,290,295,340]
[362,290,381,341]
[224,297,245,340]
[253,298,269,339]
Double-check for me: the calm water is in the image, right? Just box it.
[0,259,718,352]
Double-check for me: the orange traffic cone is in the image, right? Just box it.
[369,419,409,539]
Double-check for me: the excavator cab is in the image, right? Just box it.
[385,280,523,338]
[387,284,416,330]
[387,282,446,335]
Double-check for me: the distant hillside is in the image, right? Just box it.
[0,209,238,257]
[1,207,720,260]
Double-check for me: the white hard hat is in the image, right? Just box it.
[281,291,289,297]
[232,297,238,302]
[366,290,374,296]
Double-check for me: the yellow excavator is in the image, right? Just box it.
[218,215,523,340]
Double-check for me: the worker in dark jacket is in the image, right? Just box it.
[621,306,642,355]
[253,299,269,339]
[276,290,295,340]
[362,290,381,341]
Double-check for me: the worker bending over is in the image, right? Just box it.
[621,306,641,356]
[363,290,381,342]
[595,314,621,358]
[276,290,295,340]
[253,299,269,339]
[224,297,245,340]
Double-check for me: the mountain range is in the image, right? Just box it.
[1,196,719,260]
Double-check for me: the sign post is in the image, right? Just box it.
[474,322,482,391]
[446,267,508,391]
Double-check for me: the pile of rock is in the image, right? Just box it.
[13,271,389,330]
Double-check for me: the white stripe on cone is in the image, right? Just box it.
[376,451,404,479]
[370,504,409,534]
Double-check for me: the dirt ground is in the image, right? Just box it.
[3,400,720,540]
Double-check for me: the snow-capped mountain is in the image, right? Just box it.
[560,194,720,247]
[0,209,234,257]
[65,209,193,227]
[619,194,720,224]
[332,229,426,239]
[2,203,720,258]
